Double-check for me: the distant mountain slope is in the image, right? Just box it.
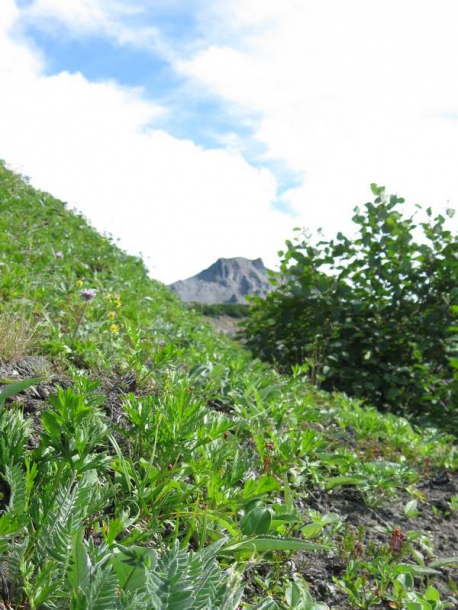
[169,257,274,304]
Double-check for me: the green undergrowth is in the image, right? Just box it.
[0,161,457,609]
[189,303,250,319]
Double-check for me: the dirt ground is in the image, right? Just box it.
[295,472,458,608]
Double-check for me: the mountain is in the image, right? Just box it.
[169,257,274,304]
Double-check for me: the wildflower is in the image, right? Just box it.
[110,323,119,334]
[389,527,406,554]
[80,288,97,302]
[55,251,63,260]
[104,293,112,301]
[76,280,83,287]
[72,289,96,339]
[108,311,116,319]
[112,293,121,308]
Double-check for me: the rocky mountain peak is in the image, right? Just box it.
[169,257,273,304]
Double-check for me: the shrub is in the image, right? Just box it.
[243,185,458,422]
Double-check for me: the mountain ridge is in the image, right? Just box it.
[169,256,274,304]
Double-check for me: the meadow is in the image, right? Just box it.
[0,161,457,609]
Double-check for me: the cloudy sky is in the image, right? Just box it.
[2,0,458,283]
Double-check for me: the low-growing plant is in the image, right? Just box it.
[39,386,110,473]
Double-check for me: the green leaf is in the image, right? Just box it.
[0,377,45,404]
[111,544,157,593]
[41,410,64,439]
[325,476,365,490]
[301,523,323,539]
[285,578,314,609]
[399,563,441,576]
[404,499,418,517]
[370,183,385,196]
[424,586,440,602]
[241,506,272,535]
[428,556,458,568]
[243,475,280,500]
[68,530,91,593]
[222,536,329,555]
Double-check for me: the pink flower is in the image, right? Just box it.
[80,289,97,301]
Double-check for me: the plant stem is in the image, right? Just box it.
[72,302,88,340]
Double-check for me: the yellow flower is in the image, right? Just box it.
[76,280,83,287]
[108,311,116,319]
[104,293,112,301]
[114,299,121,308]
[110,323,120,334]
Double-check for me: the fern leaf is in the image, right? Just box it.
[86,566,119,610]
[0,465,28,536]
[4,464,26,517]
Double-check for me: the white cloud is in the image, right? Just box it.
[24,0,108,31]
[3,0,458,286]
[0,0,291,283]
[20,0,178,61]
[0,1,43,75]
[181,0,458,237]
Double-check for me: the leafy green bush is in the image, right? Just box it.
[243,185,458,422]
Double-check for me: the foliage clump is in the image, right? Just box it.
[243,185,458,424]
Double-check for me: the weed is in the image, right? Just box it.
[0,309,37,362]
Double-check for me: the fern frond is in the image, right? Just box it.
[86,565,120,610]
[33,474,103,586]
[69,536,121,610]
[4,464,26,516]
[0,409,32,468]
[142,541,245,610]
[0,537,28,605]
[35,470,103,567]
[35,481,76,567]
[0,465,29,538]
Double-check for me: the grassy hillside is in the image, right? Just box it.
[0,161,457,609]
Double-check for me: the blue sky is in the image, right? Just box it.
[1,0,458,282]
[17,2,261,151]
[23,3,302,197]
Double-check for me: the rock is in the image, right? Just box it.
[169,257,274,304]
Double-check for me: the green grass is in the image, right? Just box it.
[0,161,457,609]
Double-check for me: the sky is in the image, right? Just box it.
[2,0,458,283]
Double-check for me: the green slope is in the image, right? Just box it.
[0,162,457,609]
